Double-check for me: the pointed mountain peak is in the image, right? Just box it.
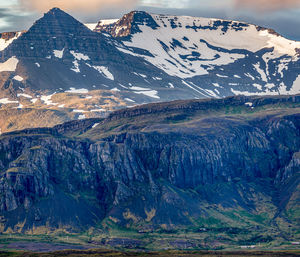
[22,6,94,39]
[43,7,74,20]
[37,7,81,25]
[2,7,101,58]
[48,7,65,13]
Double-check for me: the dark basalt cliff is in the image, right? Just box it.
[0,95,299,242]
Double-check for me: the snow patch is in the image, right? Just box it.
[13,75,23,81]
[73,109,87,113]
[130,86,149,91]
[92,66,114,80]
[212,83,222,88]
[216,74,228,78]
[181,80,208,97]
[0,57,19,72]
[205,89,218,97]
[245,73,255,80]
[0,98,18,104]
[71,60,80,73]
[265,83,276,89]
[133,90,160,99]
[90,109,106,112]
[290,75,300,94]
[70,51,90,73]
[17,93,32,98]
[253,84,262,90]
[130,86,159,99]
[253,63,267,82]
[41,94,57,105]
[70,51,90,61]
[278,59,290,78]
[125,98,135,102]
[78,114,86,120]
[53,48,64,59]
[66,87,89,94]
[92,123,99,128]
[84,23,98,30]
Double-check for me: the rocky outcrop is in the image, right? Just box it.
[107,95,300,120]
[0,31,24,42]
[95,11,159,38]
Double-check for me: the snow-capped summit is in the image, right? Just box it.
[95,11,300,97]
[100,11,300,56]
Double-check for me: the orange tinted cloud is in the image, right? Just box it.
[235,0,300,11]
[20,0,138,13]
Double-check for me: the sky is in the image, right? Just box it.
[0,0,300,41]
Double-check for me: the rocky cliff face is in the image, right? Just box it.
[0,95,299,238]
[94,11,159,38]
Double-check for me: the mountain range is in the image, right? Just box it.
[0,8,299,251]
[0,8,299,133]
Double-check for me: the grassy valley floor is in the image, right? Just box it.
[0,232,299,256]
[1,249,300,257]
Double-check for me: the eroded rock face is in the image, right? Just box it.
[94,11,159,38]
[0,32,24,42]
[0,96,299,232]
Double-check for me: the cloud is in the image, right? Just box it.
[19,0,138,14]
[234,0,300,12]
[0,7,39,32]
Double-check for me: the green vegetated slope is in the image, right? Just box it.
[0,95,299,250]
